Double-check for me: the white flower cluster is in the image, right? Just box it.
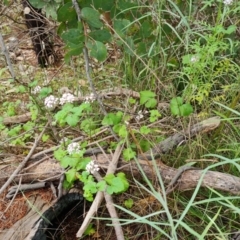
[44,95,59,109]
[223,0,233,5]
[60,93,75,105]
[44,92,76,109]
[85,93,96,103]
[31,86,41,94]
[86,161,100,174]
[136,110,148,121]
[67,142,80,155]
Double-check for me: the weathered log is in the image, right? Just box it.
[94,154,240,195]
[1,153,240,195]
[2,116,238,195]
[0,156,63,186]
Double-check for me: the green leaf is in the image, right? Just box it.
[118,124,128,138]
[96,181,106,191]
[117,172,129,190]
[140,91,156,104]
[42,134,50,142]
[57,2,76,22]
[83,190,94,202]
[170,97,183,116]
[179,104,193,116]
[139,20,153,38]
[65,168,77,183]
[60,155,73,168]
[16,85,26,93]
[87,40,107,62]
[78,171,90,183]
[114,19,130,37]
[92,0,115,11]
[28,0,45,8]
[8,125,22,137]
[61,29,84,45]
[44,2,58,20]
[105,172,129,194]
[140,91,157,108]
[54,108,69,126]
[75,157,91,171]
[83,223,95,236]
[139,140,151,152]
[38,87,52,98]
[63,179,74,189]
[149,109,161,122]
[124,198,133,209]
[225,25,237,35]
[140,126,151,134]
[67,156,80,168]
[89,29,111,42]
[64,45,84,63]
[66,114,79,127]
[28,80,38,88]
[81,7,102,28]
[23,121,34,131]
[102,112,123,126]
[106,178,124,195]
[71,104,90,116]
[145,98,157,108]
[128,97,136,104]
[54,148,67,162]
[80,118,97,134]
[123,148,136,161]
[170,97,193,116]
[83,181,98,194]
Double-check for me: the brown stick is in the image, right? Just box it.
[76,144,124,239]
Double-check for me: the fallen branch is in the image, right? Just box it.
[139,116,221,159]
[2,112,31,125]
[94,154,240,194]
[76,144,124,239]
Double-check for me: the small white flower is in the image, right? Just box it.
[44,95,59,109]
[86,161,100,174]
[24,7,31,14]
[85,93,96,103]
[190,55,198,63]
[223,0,233,5]
[67,142,80,155]
[31,86,41,94]
[59,137,69,145]
[136,111,144,121]
[136,110,148,121]
[59,93,75,105]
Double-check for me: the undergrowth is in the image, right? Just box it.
[1,0,240,239]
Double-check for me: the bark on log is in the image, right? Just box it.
[94,154,240,195]
[1,153,240,195]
